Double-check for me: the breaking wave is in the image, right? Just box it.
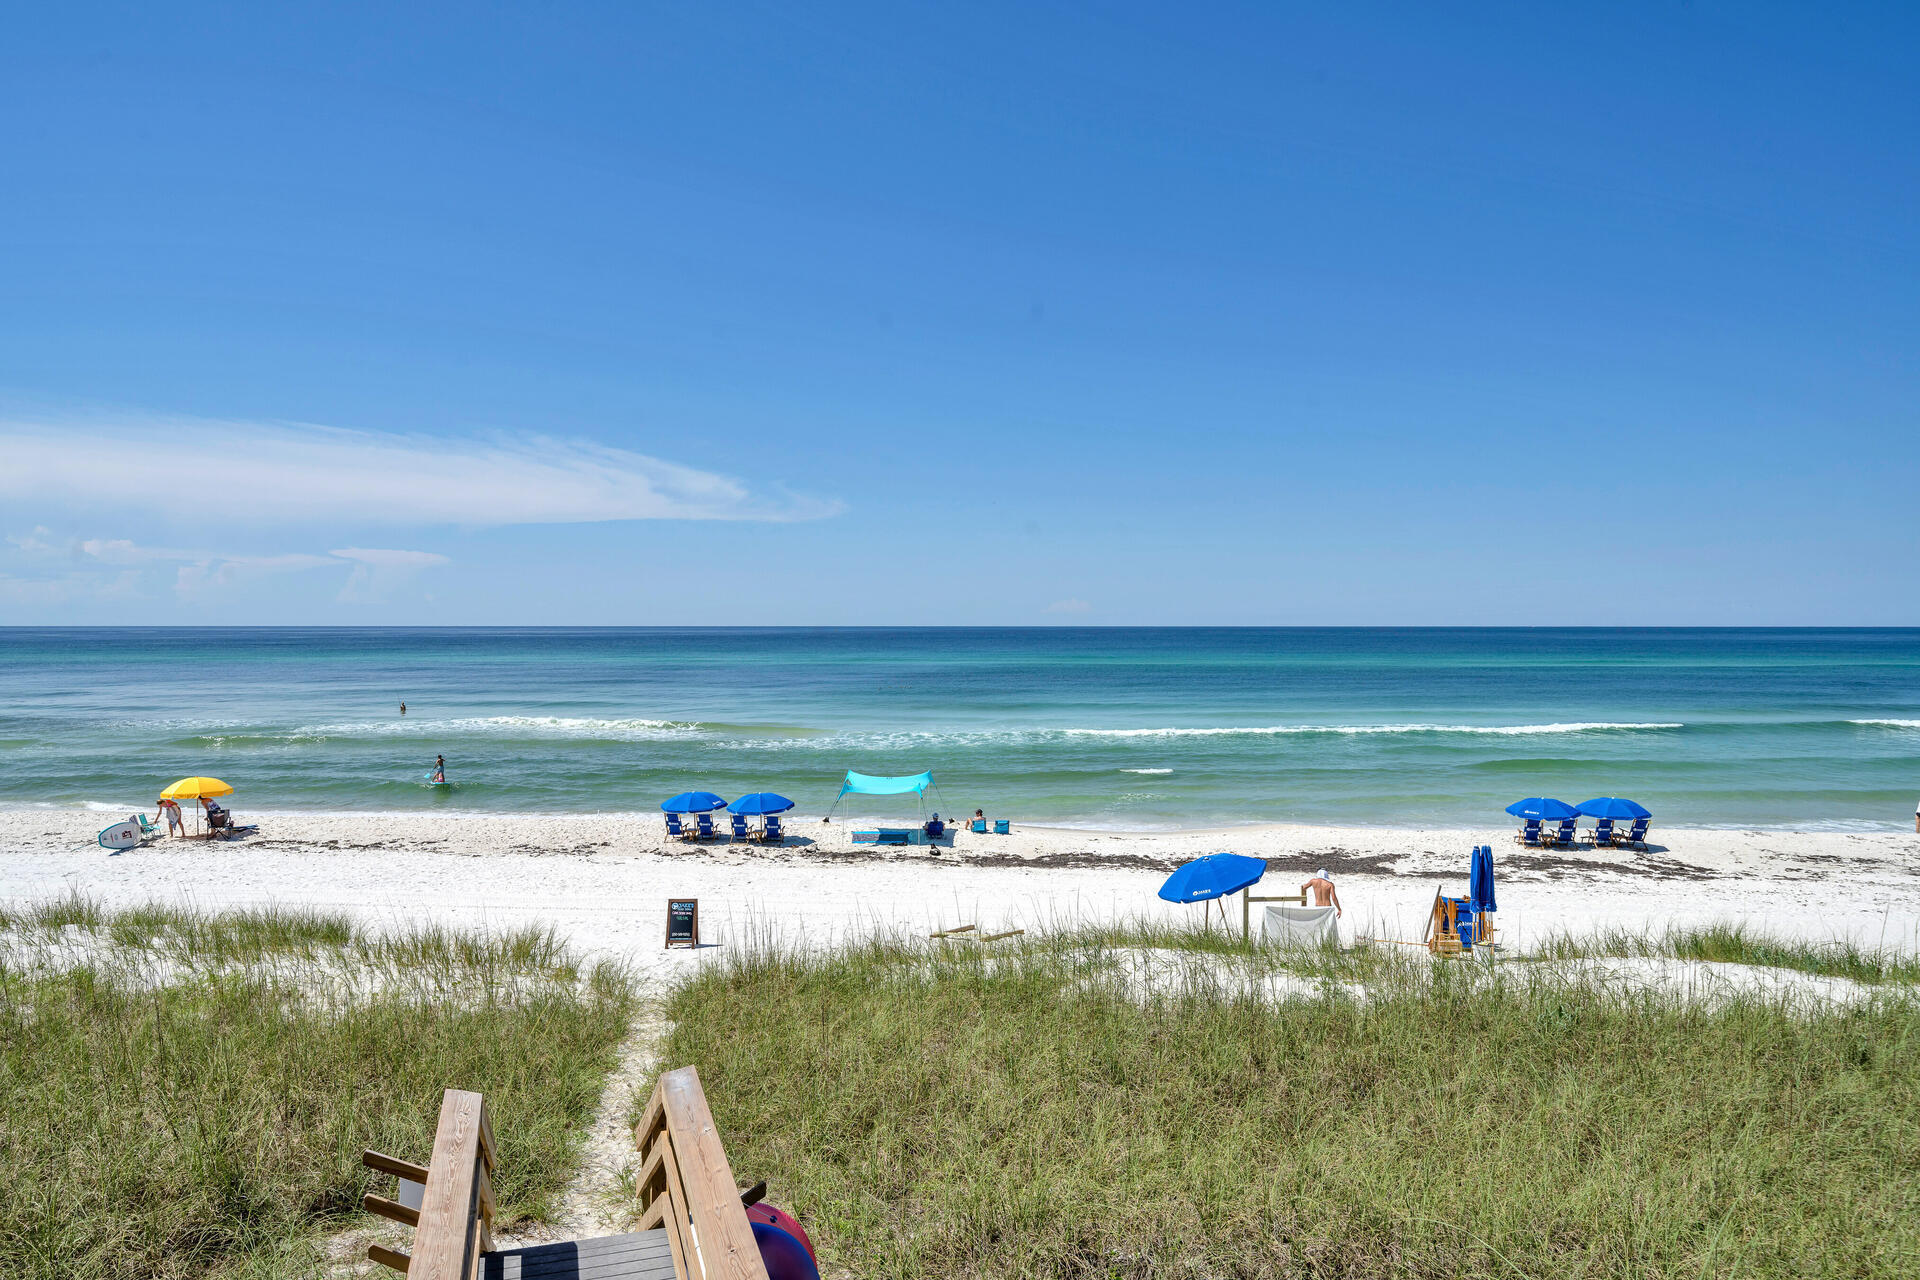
[1063,722,1684,738]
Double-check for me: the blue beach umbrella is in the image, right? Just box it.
[1505,797,1577,821]
[729,792,795,816]
[660,791,728,813]
[1157,853,1268,904]
[1575,796,1651,820]
[1469,845,1497,914]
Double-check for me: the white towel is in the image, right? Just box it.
[1264,904,1338,947]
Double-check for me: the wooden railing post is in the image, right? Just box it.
[634,1066,771,1280]
[409,1089,491,1280]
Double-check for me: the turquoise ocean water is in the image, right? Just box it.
[3,628,1917,830]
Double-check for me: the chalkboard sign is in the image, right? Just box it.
[666,898,699,949]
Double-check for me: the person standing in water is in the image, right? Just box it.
[431,754,445,784]
[400,701,407,715]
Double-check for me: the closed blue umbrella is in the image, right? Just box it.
[729,792,795,816]
[1469,845,1497,914]
[1505,797,1576,821]
[661,791,728,813]
[1575,796,1651,820]
[1158,853,1268,904]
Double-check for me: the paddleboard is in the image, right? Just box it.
[98,819,141,850]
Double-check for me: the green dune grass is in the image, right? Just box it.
[665,930,1920,1279]
[0,898,637,1280]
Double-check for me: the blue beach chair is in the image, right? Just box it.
[970,818,987,833]
[730,812,749,841]
[695,812,719,840]
[1618,817,1650,849]
[665,813,686,839]
[1586,818,1614,846]
[994,819,1010,835]
[1545,818,1577,847]
[762,814,784,844]
[925,817,946,841]
[1516,819,1542,846]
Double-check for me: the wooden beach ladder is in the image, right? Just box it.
[363,1066,771,1280]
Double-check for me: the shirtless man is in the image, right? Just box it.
[1302,868,1343,918]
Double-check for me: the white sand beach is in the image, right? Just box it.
[5,809,1917,972]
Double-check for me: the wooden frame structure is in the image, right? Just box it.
[364,1067,770,1280]
[1241,887,1309,941]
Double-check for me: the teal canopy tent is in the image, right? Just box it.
[825,770,946,822]
[838,770,933,797]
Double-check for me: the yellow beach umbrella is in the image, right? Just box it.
[159,776,234,801]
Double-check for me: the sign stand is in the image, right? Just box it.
[666,898,699,949]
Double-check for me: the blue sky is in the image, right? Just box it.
[1,2,1914,624]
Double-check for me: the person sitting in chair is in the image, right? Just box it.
[204,798,231,831]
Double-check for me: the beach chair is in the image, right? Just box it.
[1515,818,1541,846]
[762,814,784,844]
[994,819,1010,835]
[1617,816,1650,849]
[134,812,163,839]
[695,812,719,841]
[730,812,750,841]
[970,818,987,833]
[925,817,946,841]
[1543,818,1576,847]
[665,813,685,840]
[361,1068,777,1280]
[1585,818,1614,846]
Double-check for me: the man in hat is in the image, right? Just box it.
[1302,868,1343,918]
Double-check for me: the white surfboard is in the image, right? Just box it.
[98,819,141,850]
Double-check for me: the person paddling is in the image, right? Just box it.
[431,754,446,784]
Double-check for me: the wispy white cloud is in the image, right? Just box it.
[330,547,453,604]
[79,537,201,564]
[5,532,448,602]
[0,415,840,526]
[5,526,59,555]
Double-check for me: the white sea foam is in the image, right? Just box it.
[1121,768,1174,774]
[1064,722,1684,738]
[266,716,708,742]
[1848,719,1920,729]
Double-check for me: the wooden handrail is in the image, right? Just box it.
[409,1090,491,1280]
[635,1066,771,1280]
[370,1068,768,1280]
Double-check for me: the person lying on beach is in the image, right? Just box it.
[1302,868,1342,918]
